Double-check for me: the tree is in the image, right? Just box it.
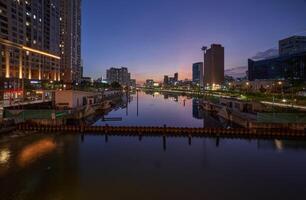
[111,82,122,89]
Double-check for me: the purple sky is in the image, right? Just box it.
[82,0,306,83]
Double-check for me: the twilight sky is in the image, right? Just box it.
[82,0,306,83]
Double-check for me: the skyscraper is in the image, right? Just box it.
[0,0,61,100]
[60,0,82,85]
[192,62,204,86]
[203,44,224,85]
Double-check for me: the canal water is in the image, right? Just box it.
[0,92,306,200]
[94,91,231,127]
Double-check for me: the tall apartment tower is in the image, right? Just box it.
[203,44,224,85]
[60,0,82,84]
[192,62,204,86]
[0,0,61,100]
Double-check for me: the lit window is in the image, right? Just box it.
[26,22,30,26]
[26,51,29,56]
[0,9,2,14]
[33,15,36,19]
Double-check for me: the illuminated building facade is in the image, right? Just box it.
[0,0,61,101]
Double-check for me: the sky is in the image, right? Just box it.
[82,0,306,83]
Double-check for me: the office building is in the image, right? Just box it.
[106,67,131,86]
[192,62,204,86]
[60,0,82,84]
[279,36,306,56]
[174,72,178,82]
[248,51,306,81]
[163,75,169,86]
[203,44,224,85]
[0,0,62,101]
[248,36,306,81]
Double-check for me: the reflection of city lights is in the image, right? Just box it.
[18,139,56,167]
[275,140,283,151]
[0,149,10,164]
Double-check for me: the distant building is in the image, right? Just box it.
[279,36,306,56]
[145,79,154,88]
[203,44,224,85]
[106,67,131,86]
[192,62,204,86]
[130,79,136,88]
[81,77,93,83]
[163,75,169,86]
[174,72,178,82]
[248,36,306,81]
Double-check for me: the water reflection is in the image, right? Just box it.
[18,138,56,167]
[95,91,229,127]
[0,148,10,165]
[1,134,306,200]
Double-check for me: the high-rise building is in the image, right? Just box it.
[203,44,224,85]
[60,0,82,84]
[0,0,62,100]
[106,67,131,86]
[174,72,178,82]
[192,62,203,86]
[163,75,169,86]
[279,36,306,56]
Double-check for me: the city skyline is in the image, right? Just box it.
[82,0,306,83]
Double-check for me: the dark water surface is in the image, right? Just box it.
[1,134,306,200]
[1,92,306,200]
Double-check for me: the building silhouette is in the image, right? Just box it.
[192,62,204,86]
[279,36,306,56]
[248,36,306,81]
[203,44,224,85]
[106,67,131,86]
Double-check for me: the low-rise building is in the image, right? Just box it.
[55,90,100,109]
